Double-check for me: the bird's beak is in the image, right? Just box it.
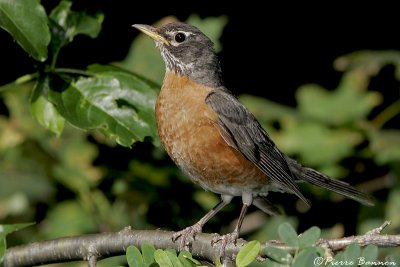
[132,24,170,46]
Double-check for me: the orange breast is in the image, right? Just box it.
[156,72,268,195]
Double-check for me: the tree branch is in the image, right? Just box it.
[261,221,400,256]
[316,221,399,251]
[4,222,400,267]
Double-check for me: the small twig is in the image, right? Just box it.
[318,241,335,259]
[54,68,95,77]
[315,220,398,252]
[88,256,97,267]
[372,99,400,128]
[366,220,391,235]
[87,243,99,267]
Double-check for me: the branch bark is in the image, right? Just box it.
[4,222,400,267]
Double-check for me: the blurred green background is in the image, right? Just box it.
[0,1,399,266]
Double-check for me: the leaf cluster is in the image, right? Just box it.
[1,0,159,146]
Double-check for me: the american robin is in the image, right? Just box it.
[133,22,373,252]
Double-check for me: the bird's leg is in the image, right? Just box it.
[212,203,249,258]
[173,196,232,251]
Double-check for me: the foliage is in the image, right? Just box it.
[262,223,322,267]
[126,242,205,267]
[125,241,260,267]
[0,223,34,262]
[0,0,50,61]
[1,0,157,147]
[259,224,392,267]
[236,240,261,267]
[0,0,399,266]
[124,224,400,267]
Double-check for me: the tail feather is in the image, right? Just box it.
[286,157,374,206]
[253,196,282,216]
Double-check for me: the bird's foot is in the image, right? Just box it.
[172,223,203,251]
[211,230,240,259]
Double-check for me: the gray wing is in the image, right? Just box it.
[205,90,310,205]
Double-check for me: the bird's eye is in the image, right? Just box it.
[174,32,186,43]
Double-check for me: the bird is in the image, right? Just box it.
[132,22,373,253]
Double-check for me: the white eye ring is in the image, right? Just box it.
[174,32,186,43]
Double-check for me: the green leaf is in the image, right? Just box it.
[178,251,200,267]
[385,255,400,266]
[236,240,260,267]
[358,245,378,266]
[165,250,183,267]
[0,223,35,236]
[141,242,156,266]
[330,252,345,266]
[292,248,319,267]
[278,120,362,167]
[154,249,174,267]
[48,0,104,62]
[251,216,298,243]
[42,201,97,239]
[263,246,292,264]
[278,222,298,247]
[51,132,100,196]
[126,246,144,267]
[49,0,103,43]
[30,75,65,136]
[334,50,400,80]
[0,223,35,262]
[263,258,289,267]
[298,226,321,249]
[30,92,65,136]
[386,189,400,228]
[369,129,400,165]
[0,0,50,61]
[48,66,160,147]
[343,243,361,263]
[297,78,381,125]
[239,94,298,123]
[0,169,55,201]
[165,249,177,256]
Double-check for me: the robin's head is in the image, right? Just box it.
[133,22,223,87]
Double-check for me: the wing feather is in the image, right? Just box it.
[206,90,310,205]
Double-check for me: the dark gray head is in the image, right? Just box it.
[133,22,223,87]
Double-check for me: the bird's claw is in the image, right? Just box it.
[211,230,240,259]
[172,223,203,251]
